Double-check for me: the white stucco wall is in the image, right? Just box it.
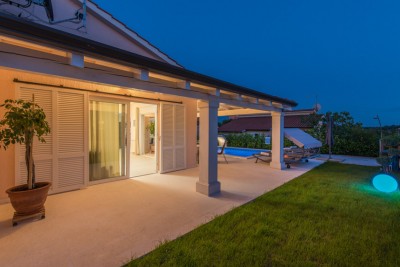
[0,0,171,63]
[0,67,197,201]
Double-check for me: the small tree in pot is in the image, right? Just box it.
[0,97,51,226]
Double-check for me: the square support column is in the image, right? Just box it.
[196,99,221,196]
[270,111,285,169]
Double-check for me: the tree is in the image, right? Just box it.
[304,111,379,157]
[0,98,50,190]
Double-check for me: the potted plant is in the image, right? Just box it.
[146,121,155,153]
[0,97,51,226]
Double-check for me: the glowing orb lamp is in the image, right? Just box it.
[372,174,398,193]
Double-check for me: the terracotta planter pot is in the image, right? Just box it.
[6,182,51,216]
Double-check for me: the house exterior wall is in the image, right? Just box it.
[0,68,197,201]
[0,71,15,201]
[0,0,169,63]
[0,1,294,200]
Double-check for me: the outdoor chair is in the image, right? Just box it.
[217,136,228,164]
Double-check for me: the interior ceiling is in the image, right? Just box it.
[133,102,157,108]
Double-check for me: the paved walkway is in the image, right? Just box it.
[0,158,321,267]
[315,154,380,167]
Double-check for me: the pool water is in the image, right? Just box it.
[221,147,270,158]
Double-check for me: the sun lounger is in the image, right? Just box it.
[304,147,320,159]
[253,151,295,168]
[254,146,317,168]
[254,129,322,168]
[254,151,272,163]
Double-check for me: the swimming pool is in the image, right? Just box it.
[222,147,270,158]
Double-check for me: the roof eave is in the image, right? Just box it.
[0,13,298,107]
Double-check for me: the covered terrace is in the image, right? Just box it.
[0,12,298,197]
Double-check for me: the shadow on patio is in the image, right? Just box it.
[0,157,321,267]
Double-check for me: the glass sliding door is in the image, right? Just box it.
[89,100,126,181]
[129,102,158,177]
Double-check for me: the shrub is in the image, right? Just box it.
[223,133,294,150]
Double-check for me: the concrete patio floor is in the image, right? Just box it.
[0,157,321,267]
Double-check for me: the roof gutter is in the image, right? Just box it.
[0,13,298,107]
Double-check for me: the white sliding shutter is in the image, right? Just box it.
[174,105,186,170]
[17,87,53,189]
[160,103,186,173]
[56,91,86,191]
[160,103,174,173]
[16,85,87,194]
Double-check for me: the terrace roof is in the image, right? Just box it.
[0,13,297,107]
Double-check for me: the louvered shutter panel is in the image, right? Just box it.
[17,87,54,190]
[160,103,186,173]
[160,103,174,173]
[174,105,186,170]
[16,85,87,194]
[56,91,86,191]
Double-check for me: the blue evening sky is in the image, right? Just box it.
[94,0,400,126]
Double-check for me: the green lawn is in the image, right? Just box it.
[126,163,400,267]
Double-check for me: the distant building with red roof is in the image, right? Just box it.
[218,109,316,136]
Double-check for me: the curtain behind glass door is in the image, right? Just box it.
[89,101,126,181]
